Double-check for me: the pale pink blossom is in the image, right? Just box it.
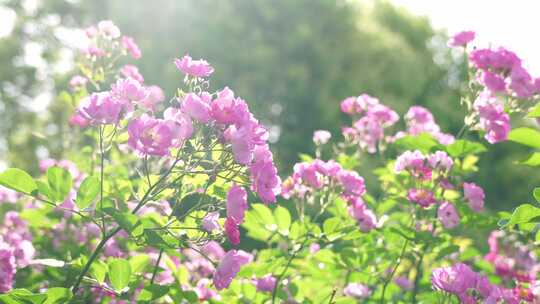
[202,212,221,232]
[313,130,331,145]
[438,202,460,228]
[174,55,214,78]
[121,36,141,59]
[447,31,475,47]
[226,185,248,225]
[343,283,370,299]
[120,65,144,84]
[463,182,485,212]
[213,250,252,290]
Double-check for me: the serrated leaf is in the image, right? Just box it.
[108,258,131,291]
[47,167,72,202]
[76,176,100,209]
[508,127,540,148]
[446,140,486,157]
[90,260,108,283]
[394,133,440,153]
[137,285,169,302]
[44,287,72,304]
[503,204,540,227]
[0,168,37,195]
[4,289,47,304]
[274,206,291,235]
[129,255,150,274]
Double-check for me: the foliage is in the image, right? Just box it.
[0,11,540,304]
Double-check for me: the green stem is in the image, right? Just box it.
[150,249,164,284]
[271,237,310,304]
[411,253,424,303]
[72,226,121,294]
[99,126,106,236]
[380,239,409,304]
[72,154,182,293]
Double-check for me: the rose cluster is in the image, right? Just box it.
[432,259,540,303]
[73,30,280,204]
[449,30,540,144]
[340,94,399,153]
[282,159,378,232]
[395,150,485,229]
[395,106,455,145]
[83,20,141,60]
[485,231,539,293]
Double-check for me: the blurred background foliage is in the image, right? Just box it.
[0,0,538,210]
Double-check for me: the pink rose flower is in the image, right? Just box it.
[463,182,485,212]
[407,188,436,208]
[127,114,178,156]
[213,250,252,290]
[226,185,248,225]
[121,36,141,59]
[224,218,240,245]
[254,275,277,292]
[438,202,460,228]
[180,92,212,123]
[447,31,475,47]
[202,212,221,232]
[174,54,214,78]
[120,65,144,84]
[78,92,124,125]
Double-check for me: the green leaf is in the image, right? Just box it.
[47,167,73,202]
[3,289,47,304]
[173,192,218,220]
[36,181,52,201]
[242,204,276,241]
[503,204,540,227]
[527,102,540,118]
[90,260,108,283]
[20,209,57,229]
[129,255,150,274]
[519,153,540,166]
[44,287,72,304]
[323,217,345,241]
[105,209,142,236]
[394,133,440,153]
[274,206,291,235]
[508,127,540,148]
[0,168,38,196]
[446,140,486,157]
[137,285,169,302]
[76,176,100,209]
[108,258,132,291]
[534,188,540,203]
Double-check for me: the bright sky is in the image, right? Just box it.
[391,0,540,75]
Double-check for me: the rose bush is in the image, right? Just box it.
[0,22,539,303]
